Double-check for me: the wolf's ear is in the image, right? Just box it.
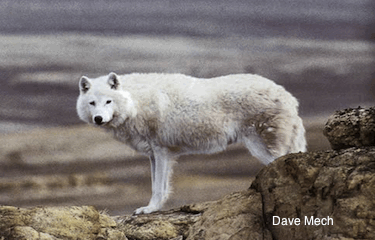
[108,72,120,90]
[79,76,91,93]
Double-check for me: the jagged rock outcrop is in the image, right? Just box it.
[324,107,375,150]
[1,107,375,239]
[252,148,375,239]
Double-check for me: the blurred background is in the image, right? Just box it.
[0,0,374,215]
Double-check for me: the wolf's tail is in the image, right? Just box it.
[288,116,307,153]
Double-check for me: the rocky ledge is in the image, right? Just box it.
[1,107,375,240]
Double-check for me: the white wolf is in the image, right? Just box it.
[76,72,306,214]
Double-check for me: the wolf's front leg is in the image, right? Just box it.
[134,151,174,214]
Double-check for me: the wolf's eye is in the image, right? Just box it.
[89,101,95,106]
[106,100,112,104]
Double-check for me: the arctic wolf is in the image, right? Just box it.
[76,72,306,214]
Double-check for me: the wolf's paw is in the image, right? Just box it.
[133,205,159,215]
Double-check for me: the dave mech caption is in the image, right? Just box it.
[273,216,334,226]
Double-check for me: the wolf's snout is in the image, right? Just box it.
[94,116,103,125]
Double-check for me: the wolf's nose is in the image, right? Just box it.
[94,116,103,125]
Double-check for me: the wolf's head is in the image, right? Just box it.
[76,72,137,127]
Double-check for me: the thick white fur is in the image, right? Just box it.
[76,72,306,214]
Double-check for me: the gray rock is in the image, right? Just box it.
[324,107,375,150]
[252,147,375,239]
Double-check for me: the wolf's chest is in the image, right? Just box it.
[111,126,152,155]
